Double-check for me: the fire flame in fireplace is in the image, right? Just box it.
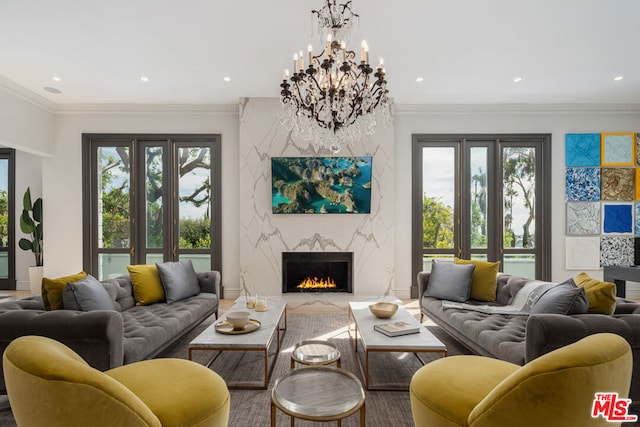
[297,276,337,290]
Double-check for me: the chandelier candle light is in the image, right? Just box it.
[279,0,392,153]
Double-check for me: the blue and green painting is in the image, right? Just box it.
[271,157,372,214]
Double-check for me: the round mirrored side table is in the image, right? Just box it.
[290,340,341,368]
[271,366,365,426]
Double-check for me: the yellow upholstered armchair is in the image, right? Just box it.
[410,333,633,427]
[3,335,230,427]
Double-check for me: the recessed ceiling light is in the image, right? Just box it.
[223,76,231,82]
[140,76,149,82]
[416,77,424,83]
[43,87,61,94]
[51,76,61,82]
[513,77,523,83]
[614,75,624,81]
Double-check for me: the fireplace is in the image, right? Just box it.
[282,252,353,293]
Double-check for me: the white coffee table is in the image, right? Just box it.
[348,301,447,390]
[188,298,287,389]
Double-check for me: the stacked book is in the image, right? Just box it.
[374,321,420,337]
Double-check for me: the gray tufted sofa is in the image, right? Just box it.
[418,271,640,400]
[0,270,220,394]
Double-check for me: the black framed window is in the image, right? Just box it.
[411,134,550,297]
[0,148,15,289]
[82,134,221,281]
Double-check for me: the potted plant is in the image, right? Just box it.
[18,187,42,294]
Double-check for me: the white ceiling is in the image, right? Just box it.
[1,0,639,107]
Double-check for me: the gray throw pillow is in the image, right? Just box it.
[156,260,200,304]
[529,278,589,315]
[63,275,116,311]
[426,260,475,302]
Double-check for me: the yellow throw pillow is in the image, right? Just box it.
[454,259,500,302]
[574,272,616,315]
[42,272,88,310]
[127,264,165,306]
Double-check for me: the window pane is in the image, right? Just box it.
[179,254,211,272]
[470,147,487,249]
[503,147,536,249]
[0,159,8,249]
[98,147,130,249]
[0,252,7,278]
[145,147,163,249]
[421,255,455,272]
[98,253,130,280]
[0,159,7,279]
[146,253,163,265]
[503,254,535,278]
[422,147,455,249]
[178,147,211,249]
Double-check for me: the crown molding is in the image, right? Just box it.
[0,74,56,112]
[394,103,640,115]
[52,103,239,115]
[0,75,239,115]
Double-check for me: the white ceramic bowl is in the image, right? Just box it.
[226,311,251,330]
[369,302,398,319]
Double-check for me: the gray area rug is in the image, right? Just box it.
[0,310,470,426]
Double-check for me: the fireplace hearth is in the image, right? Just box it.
[282,252,353,293]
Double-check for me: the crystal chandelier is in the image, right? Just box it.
[279,0,392,153]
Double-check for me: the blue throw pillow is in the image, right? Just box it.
[156,260,200,304]
[63,275,116,311]
[426,260,475,302]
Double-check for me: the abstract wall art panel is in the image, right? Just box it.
[601,236,634,266]
[565,133,601,167]
[636,133,640,165]
[565,236,601,269]
[565,167,600,201]
[601,168,635,200]
[602,203,634,234]
[602,133,635,166]
[636,203,640,235]
[566,202,600,235]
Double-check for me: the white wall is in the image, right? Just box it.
[15,151,43,289]
[43,108,240,293]
[238,98,395,298]
[0,87,51,289]
[394,105,640,296]
[0,89,54,156]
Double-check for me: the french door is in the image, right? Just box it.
[0,149,15,289]
[82,134,221,280]
[411,134,550,297]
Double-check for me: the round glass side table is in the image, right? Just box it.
[271,366,365,426]
[290,340,341,368]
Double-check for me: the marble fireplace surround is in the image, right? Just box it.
[238,97,396,304]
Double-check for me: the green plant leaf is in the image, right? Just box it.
[18,238,32,251]
[33,198,42,223]
[19,209,34,234]
[23,187,32,211]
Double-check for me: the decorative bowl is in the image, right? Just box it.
[226,311,251,330]
[369,302,398,319]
